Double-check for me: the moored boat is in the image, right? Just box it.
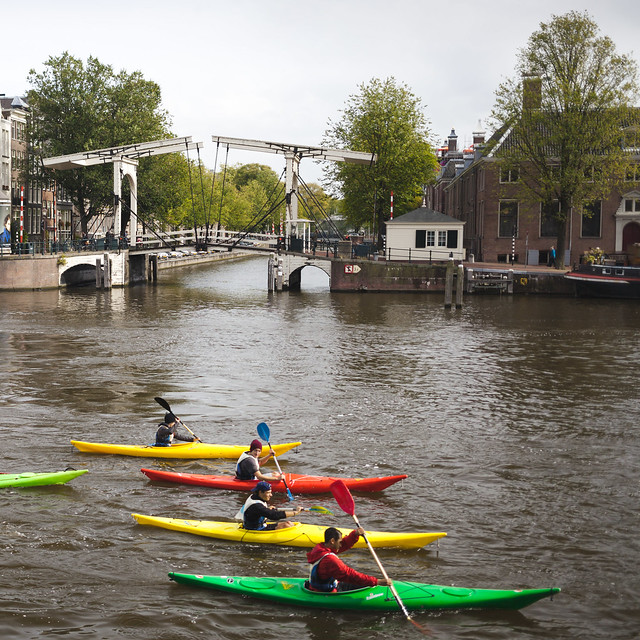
[0,469,88,488]
[564,263,640,299]
[70,440,301,459]
[140,468,407,494]
[132,514,445,549]
[168,573,560,612]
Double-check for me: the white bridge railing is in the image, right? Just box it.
[135,228,275,249]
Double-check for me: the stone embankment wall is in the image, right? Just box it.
[330,259,574,295]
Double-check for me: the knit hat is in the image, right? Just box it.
[249,439,263,451]
[253,481,272,493]
[165,412,177,424]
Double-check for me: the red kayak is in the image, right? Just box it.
[140,468,407,494]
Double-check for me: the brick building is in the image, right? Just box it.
[0,95,75,249]
[428,124,640,266]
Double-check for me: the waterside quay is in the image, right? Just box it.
[0,246,573,296]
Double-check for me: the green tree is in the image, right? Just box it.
[323,77,437,240]
[27,52,172,235]
[489,11,640,268]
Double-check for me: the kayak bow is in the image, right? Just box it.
[0,469,88,488]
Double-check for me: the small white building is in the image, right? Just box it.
[385,205,466,261]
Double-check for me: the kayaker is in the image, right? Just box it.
[154,412,199,446]
[306,527,392,592]
[235,439,282,482]
[236,480,302,530]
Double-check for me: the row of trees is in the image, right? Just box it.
[25,12,640,264]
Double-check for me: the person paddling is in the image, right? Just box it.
[154,412,200,447]
[306,526,392,592]
[235,439,282,482]
[235,481,302,530]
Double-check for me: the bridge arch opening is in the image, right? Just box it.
[290,264,330,291]
[60,263,99,287]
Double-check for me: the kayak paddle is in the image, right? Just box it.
[330,480,430,635]
[304,505,334,515]
[154,397,201,442]
[257,421,294,501]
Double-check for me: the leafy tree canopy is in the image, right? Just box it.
[27,52,172,234]
[489,11,640,267]
[323,77,438,236]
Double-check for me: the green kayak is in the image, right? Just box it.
[0,469,88,488]
[168,573,560,612]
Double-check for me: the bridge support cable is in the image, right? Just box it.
[297,174,344,243]
[216,144,230,235]
[215,167,287,249]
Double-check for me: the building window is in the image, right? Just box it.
[624,198,640,212]
[415,229,426,248]
[581,201,601,238]
[499,201,518,237]
[447,229,458,248]
[540,201,560,237]
[438,230,446,246]
[427,231,435,246]
[499,166,519,183]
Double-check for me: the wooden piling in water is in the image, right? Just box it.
[444,260,454,308]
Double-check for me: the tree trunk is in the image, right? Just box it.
[555,198,570,269]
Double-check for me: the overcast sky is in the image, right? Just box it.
[3,0,640,185]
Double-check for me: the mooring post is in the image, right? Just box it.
[149,254,158,282]
[103,253,111,289]
[267,255,274,291]
[444,259,454,308]
[456,264,464,308]
[276,256,283,291]
[96,258,101,289]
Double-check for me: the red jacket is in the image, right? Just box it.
[306,529,378,588]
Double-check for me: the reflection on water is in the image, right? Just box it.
[0,255,638,639]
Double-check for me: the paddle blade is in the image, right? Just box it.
[256,422,270,442]
[154,397,171,412]
[307,506,334,515]
[330,480,355,516]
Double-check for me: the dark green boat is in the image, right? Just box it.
[168,573,560,612]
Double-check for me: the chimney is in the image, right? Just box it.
[472,120,485,145]
[447,128,458,153]
[522,75,542,110]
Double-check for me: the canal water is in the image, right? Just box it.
[0,256,638,640]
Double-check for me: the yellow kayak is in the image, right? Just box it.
[70,440,301,459]
[131,513,446,549]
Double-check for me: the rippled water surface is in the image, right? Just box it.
[1,256,639,639]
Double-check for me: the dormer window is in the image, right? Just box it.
[624,197,640,212]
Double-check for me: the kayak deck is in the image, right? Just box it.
[70,440,301,459]
[132,514,446,549]
[140,468,407,494]
[0,469,88,488]
[168,573,560,612]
